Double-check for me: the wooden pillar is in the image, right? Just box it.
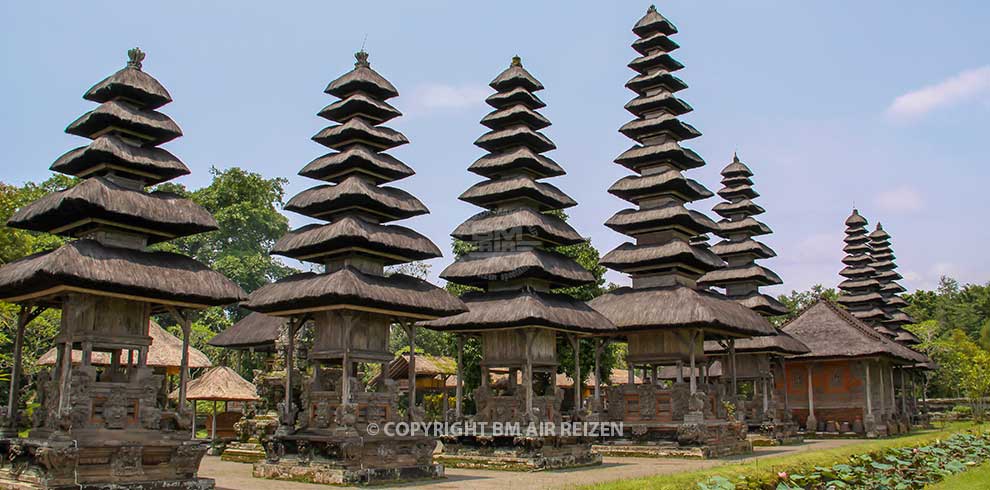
[729,339,738,396]
[570,334,581,412]
[339,316,350,407]
[211,400,218,441]
[191,401,197,439]
[878,361,886,417]
[176,310,192,413]
[762,376,769,414]
[889,365,897,414]
[806,364,816,431]
[57,322,74,414]
[689,330,697,394]
[455,334,464,419]
[405,322,417,420]
[626,357,635,384]
[285,317,298,428]
[651,365,658,386]
[781,358,789,412]
[5,307,32,433]
[524,329,535,417]
[865,361,873,416]
[593,338,603,404]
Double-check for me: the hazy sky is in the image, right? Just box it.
[2,1,988,294]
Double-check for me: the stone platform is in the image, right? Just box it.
[437,436,601,471]
[590,420,752,459]
[221,442,266,463]
[254,460,443,485]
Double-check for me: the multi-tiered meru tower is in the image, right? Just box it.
[244,51,466,485]
[0,49,246,490]
[699,155,808,442]
[589,6,775,457]
[868,225,918,344]
[837,210,888,329]
[420,56,613,470]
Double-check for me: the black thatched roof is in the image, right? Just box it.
[480,105,551,130]
[66,100,182,146]
[613,141,703,172]
[710,238,776,259]
[485,86,546,110]
[633,5,678,37]
[605,202,720,237]
[608,170,712,204]
[716,217,771,237]
[285,176,428,222]
[244,266,466,319]
[313,117,409,151]
[209,312,283,351]
[713,199,765,218]
[698,264,783,288]
[84,55,172,110]
[440,249,594,289]
[271,216,441,264]
[0,239,245,307]
[419,288,615,334]
[475,126,556,153]
[298,146,414,184]
[601,240,723,274]
[459,175,576,211]
[8,176,217,242]
[626,70,688,97]
[324,51,398,100]
[452,208,584,247]
[869,223,914,329]
[781,300,927,364]
[705,328,810,356]
[589,285,776,338]
[837,209,888,323]
[468,146,565,179]
[489,56,544,92]
[50,134,189,185]
[619,113,700,142]
[734,291,789,317]
[624,92,692,118]
[318,93,401,124]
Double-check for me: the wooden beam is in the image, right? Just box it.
[455,334,464,419]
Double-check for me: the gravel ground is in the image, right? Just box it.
[205,438,864,490]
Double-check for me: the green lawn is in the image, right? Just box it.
[926,461,990,489]
[583,423,988,490]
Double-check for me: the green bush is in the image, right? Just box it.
[953,405,974,418]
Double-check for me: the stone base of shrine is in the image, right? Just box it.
[0,436,212,490]
[253,460,443,485]
[750,421,803,446]
[592,421,752,459]
[220,442,266,463]
[436,436,601,471]
[251,433,442,485]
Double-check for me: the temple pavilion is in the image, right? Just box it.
[698,154,809,442]
[242,51,466,485]
[0,49,246,490]
[419,55,614,470]
[588,6,776,457]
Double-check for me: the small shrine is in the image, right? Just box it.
[588,6,776,458]
[698,154,809,444]
[242,51,467,485]
[0,49,246,490]
[419,56,616,470]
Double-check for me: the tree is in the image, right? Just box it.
[774,284,838,324]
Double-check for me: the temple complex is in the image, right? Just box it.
[698,154,808,443]
[0,49,246,489]
[419,56,614,470]
[241,51,466,485]
[588,6,776,457]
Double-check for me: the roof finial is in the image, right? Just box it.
[732,151,739,162]
[648,4,657,13]
[355,50,370,68]
[127,47,145,70]
[511,55,522,67]
[876,222,884,231]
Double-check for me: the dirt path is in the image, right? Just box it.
[205,439,863,490]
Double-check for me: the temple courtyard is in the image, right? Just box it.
[203,439,864,490]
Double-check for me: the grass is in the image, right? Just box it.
[583,422,988,490]
[926,460,990,489]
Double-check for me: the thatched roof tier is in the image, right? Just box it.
[50,134,189,185]
[715,217,772,238]
[614,141,704,173]
[697,264,782,287]
[440,249,594,288]
[480,105,551,130]
[298,146,414,184]
[734,291,788,316]
[66,100,182,146]
[84,52,172,109]
[605,202,720,237]
[209,312,283,351]
[0,239,245,307]
[459,175,576,211]
[489,57,544,92]
[468,146,565,179]
[704,328,809,356]
[716,183,759,201]
[619,113,700,142]
[625,70,688,96]
[324,51,399,100]
[874,324,897,337]
[710,238,776,260]
[312,117,408,151]
[173,366,260,402]
[475,126,556,153]
[840,265,878,278]
[632,32,679,55]
[452,208,584,247]
[39,321,212,369]
[633,5,678,36]
[628,51,684,75]
[485,86,546,110]
[839,277,880,290]
[8,177,217,242]
[894,328,920,345]
[284,176,428,222]
[713,199,765,219]
[601,240,723,274]
[624,92,692,118]
[318,93,401,124]
[419,288,615,334]
[837,209,888,323]
[589,285,775,338]
[271,217,441,264]
[782,300,926,363]
[244,267,466,319]
[608,170,712,204]
[869,223,915,329]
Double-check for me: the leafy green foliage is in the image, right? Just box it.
[773,285,837,325]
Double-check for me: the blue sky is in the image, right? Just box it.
[2,1,988,294]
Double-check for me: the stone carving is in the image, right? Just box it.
[314,400,332,428]
[103,388,128,430]
[637,384,656,419]
[676,423,706,446]
[110,446,143,477]
[263,439,283,463]
[34,445,78,481]
[296,440,312,466]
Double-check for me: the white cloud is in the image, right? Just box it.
[886,65,990,121]
[408,83,489,112]
[874,185,924,212]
